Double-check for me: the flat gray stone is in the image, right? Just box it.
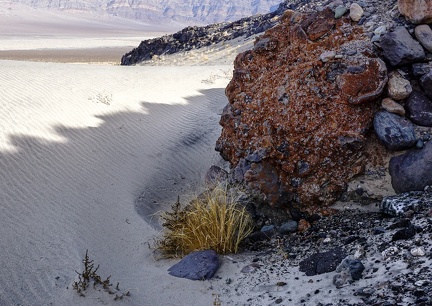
[373,111,417,150]
[168,250,219,280]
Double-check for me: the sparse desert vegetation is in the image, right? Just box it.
[72,250,130,300]
[155,184,254,258]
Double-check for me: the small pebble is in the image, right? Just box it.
[334,5,347,18]
[410,247,426,257]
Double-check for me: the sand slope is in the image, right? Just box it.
[0,59,232,305]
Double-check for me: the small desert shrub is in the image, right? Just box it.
[156,185,254,258]
[72,250,130,300]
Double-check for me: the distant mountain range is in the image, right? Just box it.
[7,0,284,24]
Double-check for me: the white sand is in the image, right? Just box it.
[0,7,236,305]
[0,56,236,305]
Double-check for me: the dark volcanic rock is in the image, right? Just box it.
[373,110,417,150]
[405,90,432,126]
[168,250,219,280]
[299,247,346,276]
[380,26,426,66]
[420,72,432,99]
[392,225,417,241]
[216,8,387,207]
[412,62,432,78]
[389,141,432,193]
[121,10,282,65]
[336,257,365,281]
[380,189,432,216]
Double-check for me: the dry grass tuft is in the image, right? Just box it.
[155,185,254,258]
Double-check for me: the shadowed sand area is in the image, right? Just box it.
[0,59,231,305]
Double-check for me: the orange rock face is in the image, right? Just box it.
[216,8,387,208]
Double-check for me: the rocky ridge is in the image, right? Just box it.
[121,4,287,65]
[121,0,404,66]
[5,0,282,24]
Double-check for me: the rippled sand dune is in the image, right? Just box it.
[0,5,237,303]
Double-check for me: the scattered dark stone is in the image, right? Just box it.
[247,230,274,242]
[306,214,321,223]
[412,62,432,78]
[420,72,432,100]
[389,141,432,193]
[336,257,365,281]
[348,260,365,280]
[240,263,261,273]
[373,227,386,235]
[405,90,432,127]
[388,219,411,229]
[356,287,376,297]
[279,220,298,234]
[289,208,307,222]
[373,110,417,150]
[261,225,275,232]
[344,236,359,245]
[392,225,417,241]
[168,250,219,280]
[275,298,283,304]
[413,289,425,297]
[299,247,346,276]
[380,26,426,66]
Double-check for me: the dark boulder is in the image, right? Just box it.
[380,189,432,216]
[412,62,432,78]
[373,111,417,150]
[389,141,432,193]
[405,90,432,126]
[168,250,219,280]
[420,72,432,99]
[299,247,346,276]
[380,26,425,66]
[392,225,417,241]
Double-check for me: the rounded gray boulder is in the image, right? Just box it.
[389,141,432,193]
[373,111,417,150]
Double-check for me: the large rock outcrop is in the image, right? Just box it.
[216,8,388,208]
[121,13,281,65]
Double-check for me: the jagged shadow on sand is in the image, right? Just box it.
[0,87,227,306]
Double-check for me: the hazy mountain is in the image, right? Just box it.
[6,0,284,24]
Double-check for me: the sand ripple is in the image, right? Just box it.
[0,60,230,305]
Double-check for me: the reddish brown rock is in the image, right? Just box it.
[297,219,311,232]
[216,9,388,208]
[398,0,432,24]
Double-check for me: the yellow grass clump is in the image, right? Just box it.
[156,185,254,258]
